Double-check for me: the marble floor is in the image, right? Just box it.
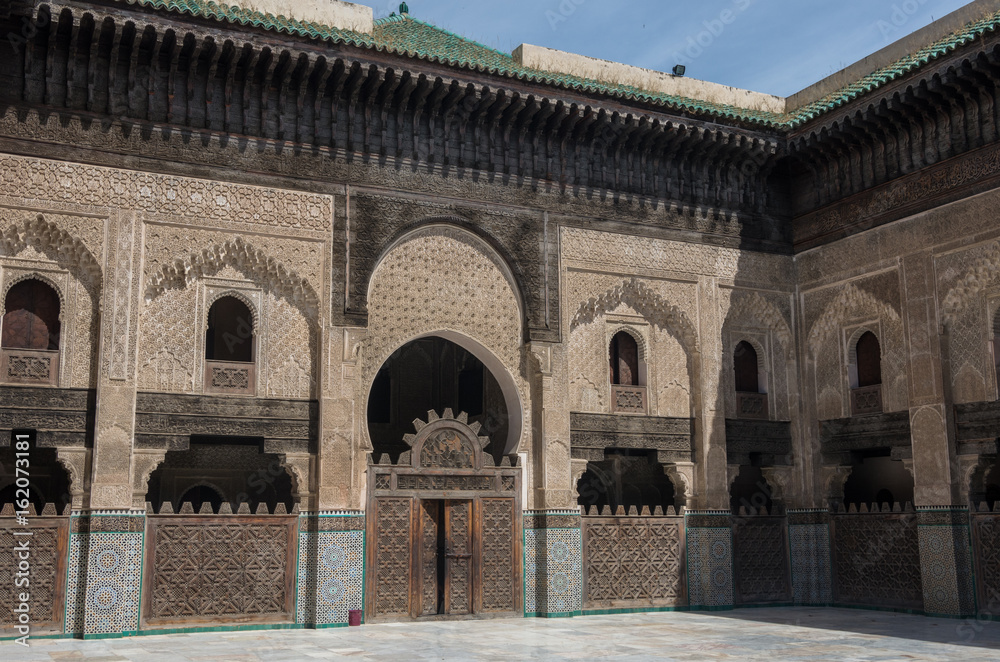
[4,608,1000,661]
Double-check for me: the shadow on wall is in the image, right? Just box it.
[842,453,914,508]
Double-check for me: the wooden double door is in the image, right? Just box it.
[419,499,472,616]
[367,493,520,621]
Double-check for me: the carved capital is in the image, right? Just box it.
[665,461,694,508]
[131,449,166,510]
[761,466,792,501]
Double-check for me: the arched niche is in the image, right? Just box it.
[144,438,296,514]
[366,332,522,461]
[576,450,677,513]
[842,453,914,508]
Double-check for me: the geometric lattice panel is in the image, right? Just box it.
[789,523,832,604]
[918,525,971,617]
[686,526,734,608]
[582,517,683,608]
[545,528,582,614]
[524,526,582,615]
[146,519,294,623]
[0,519,65,632]
[972,514,1000,616]
[832,514,922,610]
[481,498,516,613]
[372,498,411,618]
[524,528,542,615]
[732,517,790,604]
[297,530,364,625]
[83,532,143,635]
[65,532,88,635]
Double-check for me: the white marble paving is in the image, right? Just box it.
[3,608,1000,661]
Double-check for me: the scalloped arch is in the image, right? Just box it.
[205,289,261,328]
[807,283,900,354]
[572,278,698,354]
[0,214,102,291]
[724,291,791,348]
[941,240,1000,326]
[145,237,319,318]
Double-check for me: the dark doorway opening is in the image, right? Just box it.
[368,337,508,464]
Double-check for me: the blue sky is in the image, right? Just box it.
[363,0,972,96]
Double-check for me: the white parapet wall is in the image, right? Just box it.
[513,43,785,114]
[228,0,374,33]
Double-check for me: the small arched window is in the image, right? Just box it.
[856,332,882,387]
[734,341,759,393]
[205,297,254,363]
[3,279,60,350]
[609,331,639,386]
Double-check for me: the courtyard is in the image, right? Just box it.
[4,608,1000,661]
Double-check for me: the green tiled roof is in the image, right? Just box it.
[122,0,375,45]
[788,8,1000,125]
[121,2,1000,129]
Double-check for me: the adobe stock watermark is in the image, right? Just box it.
[7,10,48,56]
[11,432,33,647]
[875,0,933,42]
[671,0,755,68]
[545,0,589,32]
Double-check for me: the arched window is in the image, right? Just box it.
[3,279,60,350]
[1,279,61,386]
[734,341,759,393]
[205,296,254,362]
[609,331,639,386]
[204,297,255,395]
[856,332,882,387]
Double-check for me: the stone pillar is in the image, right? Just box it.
[529,342,573,509]
[317,326,367,511]
[90,211,141,511]
[685,510,734,609]
[787,508,832,605]
[71,211,146,637]
[295,510,366,627]
[523,509,582,617]
[694,278,729,509]
[901,253,975,616]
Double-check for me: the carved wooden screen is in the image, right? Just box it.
[480,498,516,612]
[732,515,791,604]
[582,513,685,608]
[972,512,1000,612]
[142,515,296,626]
[0,511,68,634]
[372,497,413,618]
[830,512,922,610]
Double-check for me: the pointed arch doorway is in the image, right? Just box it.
[365,336,523,622]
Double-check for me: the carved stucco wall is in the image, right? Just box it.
[564,273,696,419]
[562,228,795,420]
[720,288,794,421]
[0,210,105,388]
[561,227,795,508]
[360,225,529,454]
[0,153,334,509]
[805,275,908,420]
[939,240,1000,403]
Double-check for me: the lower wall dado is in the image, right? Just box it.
[524,510,583,617]
[2,504,995,641]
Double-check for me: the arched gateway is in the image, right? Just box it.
[366,408,522,620]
